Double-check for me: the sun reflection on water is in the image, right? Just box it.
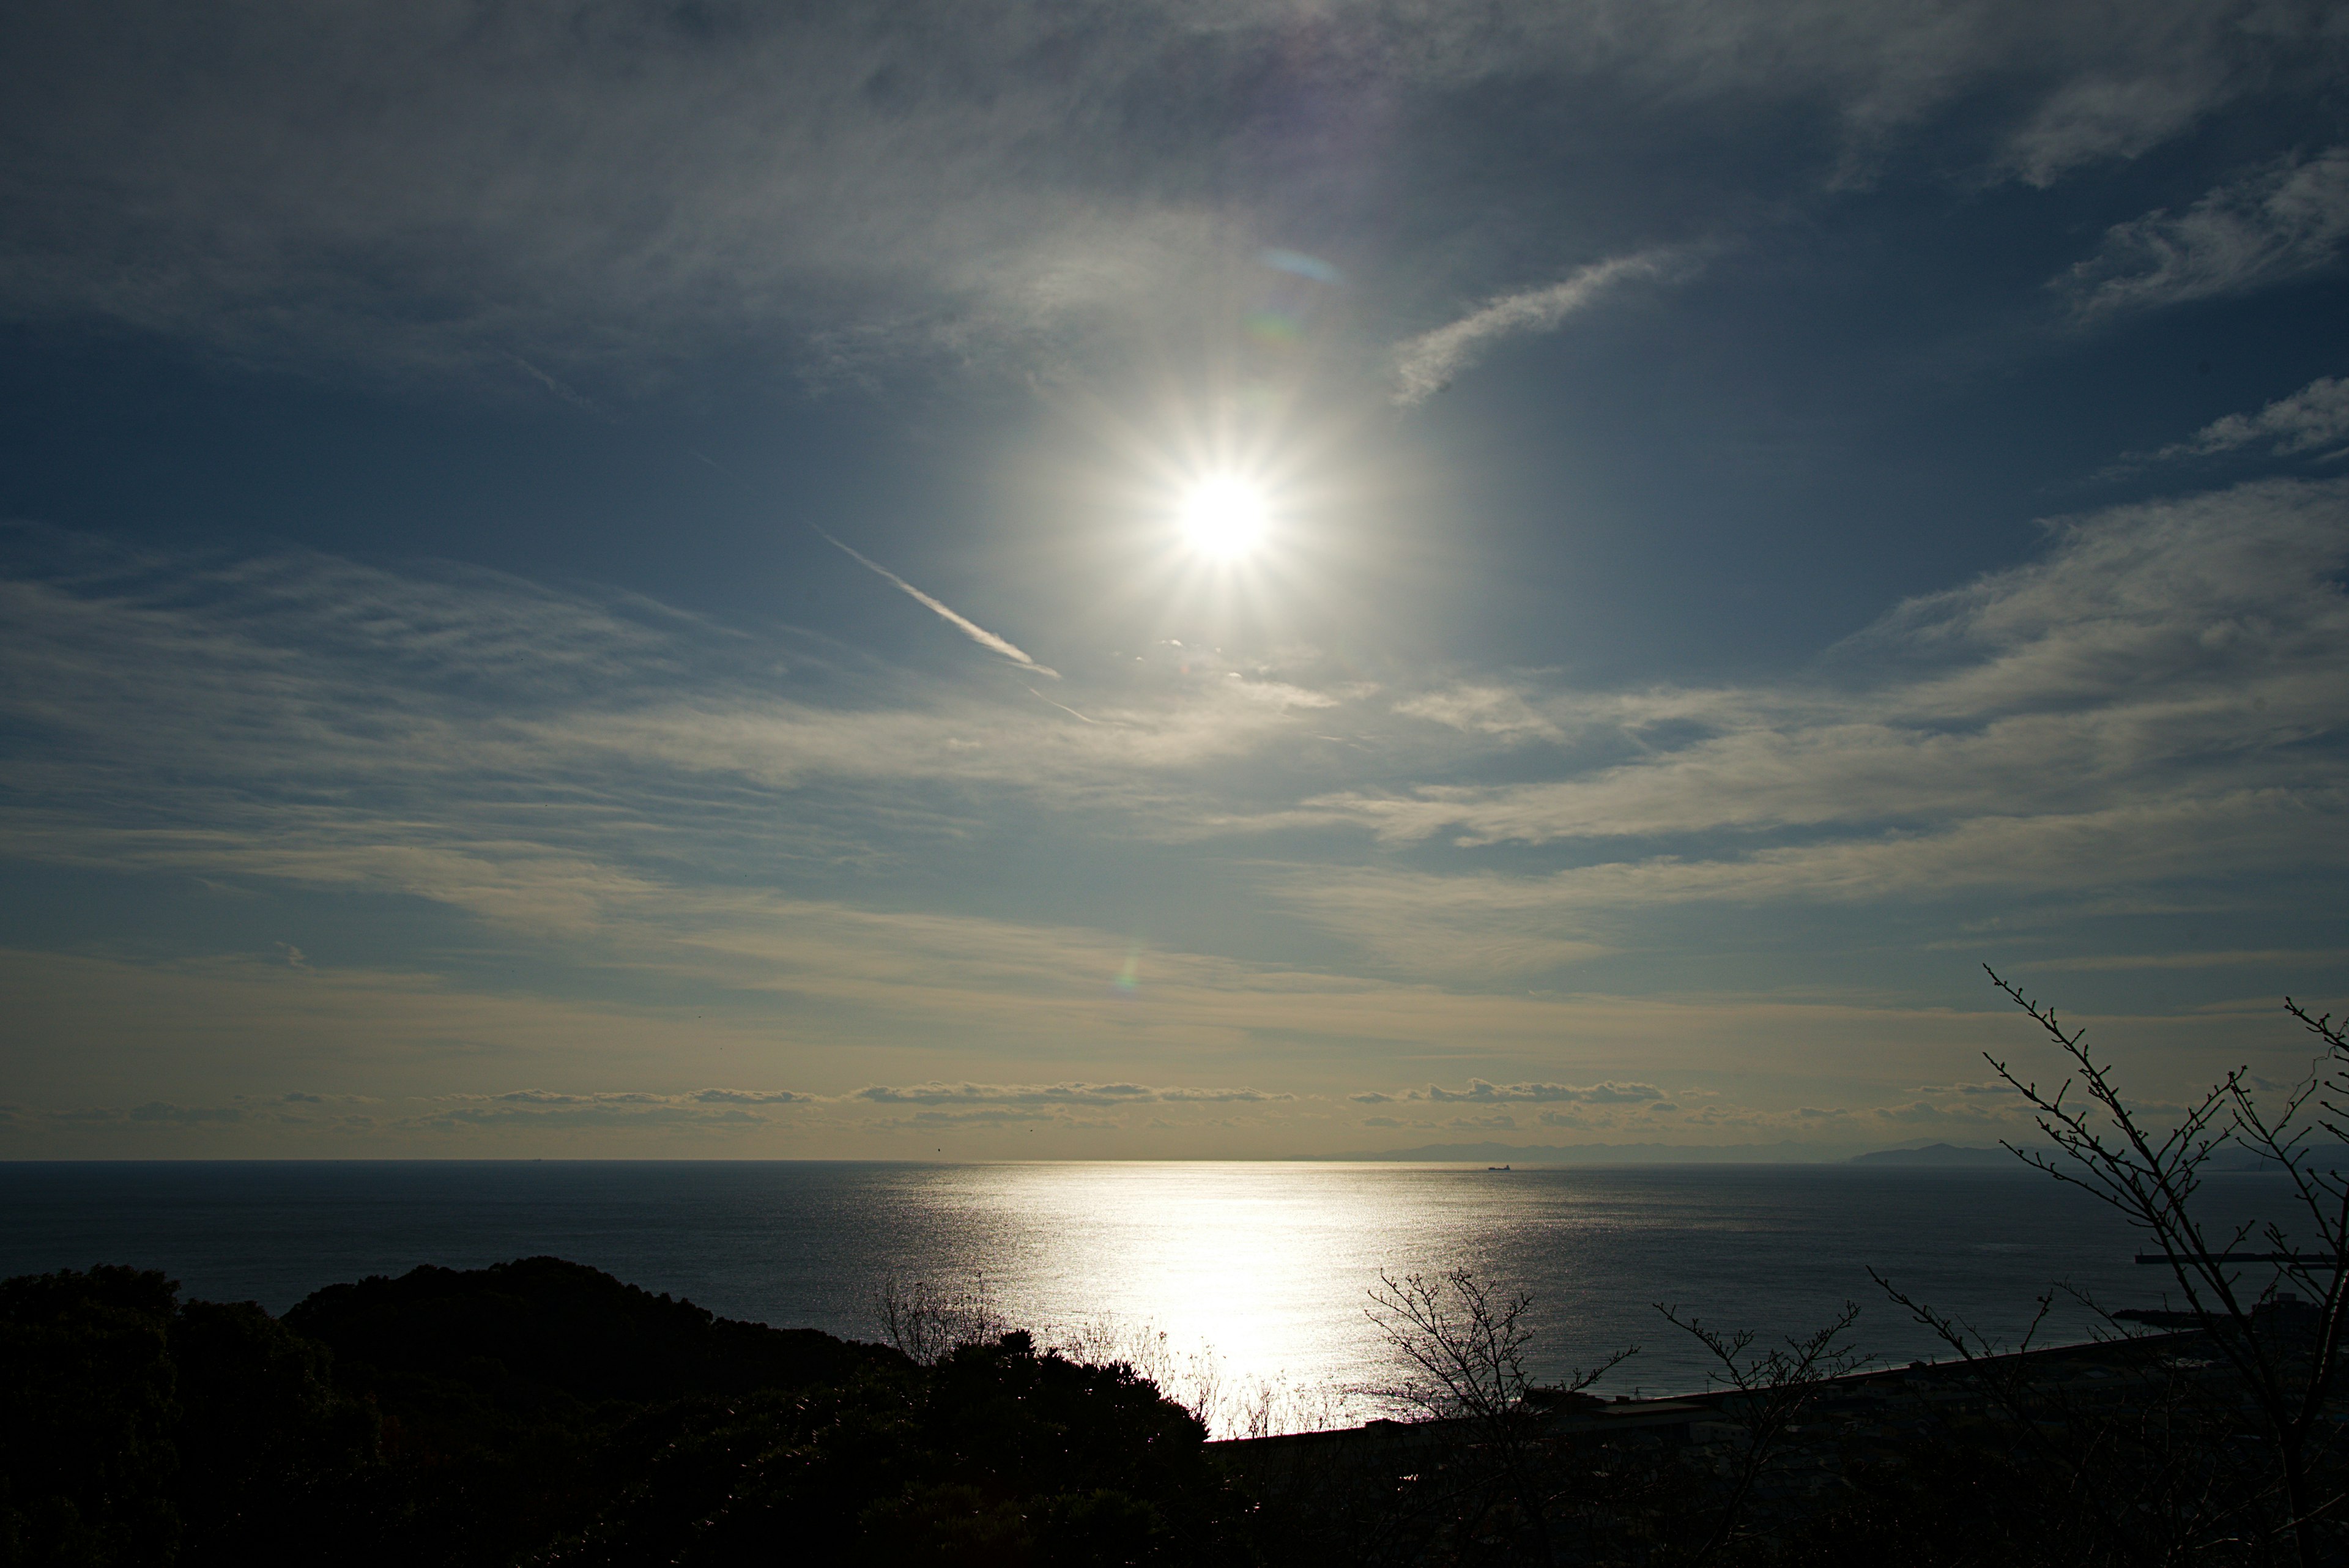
[886,1161,1605,1433]
[841,1160,2202,1437]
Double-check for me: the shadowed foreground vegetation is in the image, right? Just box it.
[1,1256,1247,1567]
[5,1249,2345,1567]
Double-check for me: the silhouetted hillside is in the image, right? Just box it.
[287,1255,887,1410]
[0,1264,372,1567]
[1848,1144,2014,1166]
[12,1254,2336,1566]
[1,1258,1241,1568]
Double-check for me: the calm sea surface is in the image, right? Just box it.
[0,1161,2297,1433]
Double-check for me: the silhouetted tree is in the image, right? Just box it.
[536,1328,1248,1566]
[0,1266,183,1567]
[1868,971,2349,1568]
[1655,1300,1865,1566]
[874,1273,1009,1365]
[0,1266,373,1568]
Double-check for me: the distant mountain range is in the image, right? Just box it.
[1849,1143,2013,1167]
[1313,1139,2349,1170]
[1312,1140,1839,1165]
[1850,1142,2349,1171]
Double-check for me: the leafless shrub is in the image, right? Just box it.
[1051,1314,1353,1438]
[1226,1370,1354,1441]
[874,1273,1007,1365]
[1365,1268,1636,1566]
[1871,1271,2262,1566]
[1866,970,2349,1568]
[1657,1300,1865,1566]
[1367,1268,1632,1426]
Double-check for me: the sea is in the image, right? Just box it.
[0,1160,2299,1436]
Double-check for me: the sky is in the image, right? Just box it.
[1,0,2345,1160]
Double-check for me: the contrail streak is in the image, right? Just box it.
[812,527,1059,678]
[1026,686,1106,724]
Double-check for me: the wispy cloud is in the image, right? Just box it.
[811,526,1058,677]
[852,1081,1291,1107]
[2137,374,2349,464]
[1390,251,1687,406]
[4,472,2345,1018]
[1,1,2334,388]
[1286,479,2349,854]
[2010,948,2349,973]
[689,1088,817,1105]
[2,462,2344,1155]
[1996,55,2241,189]
[2059,147,2349,317]
[1391,685,1564,743]
[1419,1079,1667,1104]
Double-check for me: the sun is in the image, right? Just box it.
[1177,475,1268,560]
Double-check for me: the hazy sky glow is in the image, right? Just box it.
[2,0,2345,1158]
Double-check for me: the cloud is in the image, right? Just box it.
[2142,375,2349,463]
[852,1081,1290,1107]
[901,1107,1066,1125]
[1263,868,1618,979]
[0,2,1259,380]
[1,0,2334,388]
[1997,62,2235,188]
[1280,479,2349,874]
[128,1101,245,1125]
[1915,1080,2023,1097]
[0,463,2341,1153]
[691,1088,815,1105]
[1419,1079,1668,1104]
[3,470,2342,1060]
[426,1101,761,1131]
[1392,686,1565,743]
[1874,1099,2008,1125]
[51,1101,249,1128]
[1390,251,1685,405]
[2059,147,2349,316]
[2009,948,2349,973]
[479,1088,689,1107]
[0,527,1359,918]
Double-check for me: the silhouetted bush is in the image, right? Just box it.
[2,1259,1251,1567]
[286,1255,882,1411]
[0,1266,372,1568]
[0,1266,182,1567]
[540,1329,1244,1565]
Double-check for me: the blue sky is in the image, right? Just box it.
[2,0,2345,1157]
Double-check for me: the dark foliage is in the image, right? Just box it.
[0,1266,371,1568]
[276,1257,908,1564]
[285,1255,885,1410]
[1,1260,1250,1568]
[1,1266,182,1568]
[540,1330,1245,1566]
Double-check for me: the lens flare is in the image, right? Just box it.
[1178,476,1267,560]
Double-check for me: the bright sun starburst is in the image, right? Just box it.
[1178,475,1267,560]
